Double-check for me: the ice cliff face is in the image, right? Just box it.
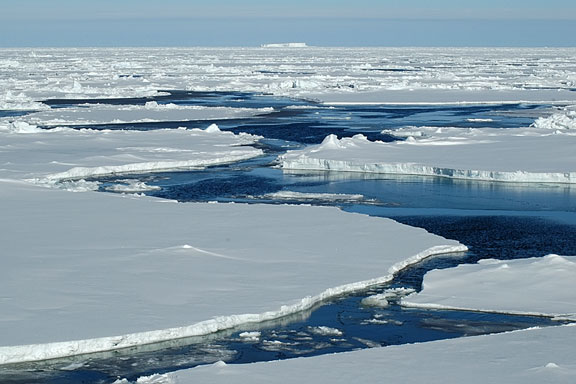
[280,132,576,184]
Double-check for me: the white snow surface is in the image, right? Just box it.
[261,43,308,48]
[0,179,464,363]
[1,47,575,375]
[17,104,271,127]
[156,324,576,384]
[1,47,576,107]
[402,255,576,319]
[0,125,262,182]
[532,106,576,130]
[280,127,576,183]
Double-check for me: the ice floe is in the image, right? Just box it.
[263,191,370,204]
[164,324,576,384]
[0,180,464,364]
[280,126,576,183]
[402,254,576,320]
[0,124,262,182]
[15,104,271,127]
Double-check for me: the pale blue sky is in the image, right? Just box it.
[1,0,575,47]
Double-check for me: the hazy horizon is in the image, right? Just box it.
[1,1,575,47]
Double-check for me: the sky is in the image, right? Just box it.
[0,0,575,47]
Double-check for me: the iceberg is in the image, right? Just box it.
[261,43,308,48]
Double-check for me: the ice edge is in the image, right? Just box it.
[36,150,264,182]
[399,301,576,322]
[0,244,467,365]
[280,157,576,184]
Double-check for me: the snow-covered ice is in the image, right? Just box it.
[0,124,262,183]
[280,127,576,183]
[157,324,576,384]
[261,43,309,48]
[531,106,576,131]
[0,179,464,363]
[1,47,575,379]
[263,191,370,203]
[402,255,576,320]
[17,104,271,127]
[2,47,576,107]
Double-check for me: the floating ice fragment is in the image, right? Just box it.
[264,190,367,203]
[104,180,161,193]
[308,326,343,337]
[361,295,389,308]
[135,373,174,384]
[239,331,261,342]
[361,288,415,308]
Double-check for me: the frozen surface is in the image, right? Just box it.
[1,47,576,108]
[402,255,576,319]
[160,324,576,384]
[263,191,369,203]
[0,179,463,363]
[532,106,576,131]
[0,124,262,183]
[280,126,576,183]
[1,47,575,374]
[261,43,308,48]
[18,103,271,127]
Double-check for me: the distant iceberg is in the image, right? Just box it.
[261,42,308,48]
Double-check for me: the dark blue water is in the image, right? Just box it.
[39,90,542,144]
[1,92,574,383]
[0,110,36,118]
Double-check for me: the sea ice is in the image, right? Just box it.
[2,47,576,105]
[13,104,271,127]
[163,324,576,384]
[402,254,576,319]
[280,127,576,183]
[0,180,464,364]
[531,106,576,131]
[0,124,262,182]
